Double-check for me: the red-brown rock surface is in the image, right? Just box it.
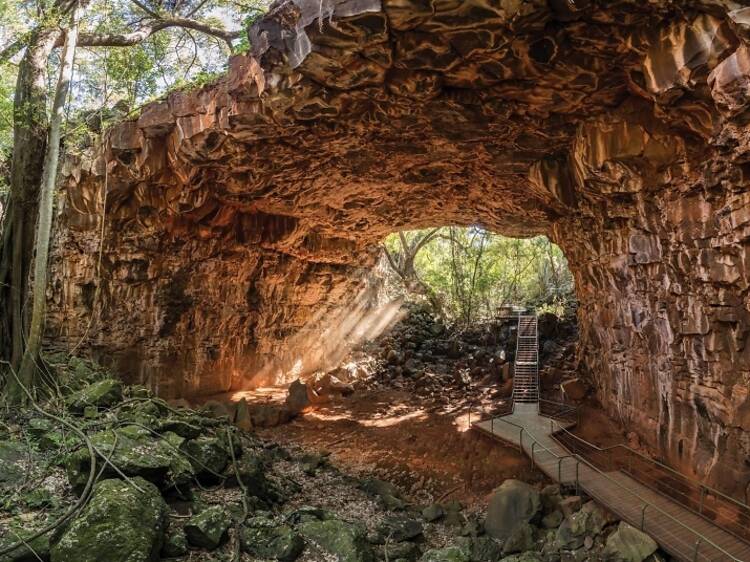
[49,1,750,497]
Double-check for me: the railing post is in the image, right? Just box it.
[575,461,580,496]
[640,504,647,531]
[519,428,524,453]
[491,416,494,434]
[699,486,705,514]
[609,449,613,471]
[558,458,562,482]
[692,539,701,562]
[531,442,536,468]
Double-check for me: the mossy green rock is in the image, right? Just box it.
[457,537,503,562]
[420,546,470,562]
[602,522,658,562]
[160,527,188,558]
[0,441,27,489]
[240,516,304,561]
[0,515,52,562]
[65,426,192,490]
[227,453,281,504]
[181,437,228,477]
[299,518,375,562]
[65,378,123,412]
[184,505,230,550]
[50,477,167,562]
[499,553,542,562]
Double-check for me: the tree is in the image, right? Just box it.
[382,228,444,314]
[0,0,257,396]
[384,227,576,324]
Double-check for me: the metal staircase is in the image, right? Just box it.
[512,314,539,403]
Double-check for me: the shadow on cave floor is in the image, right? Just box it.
[206,305,628,507]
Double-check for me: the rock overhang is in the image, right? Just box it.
[50,0,750,497]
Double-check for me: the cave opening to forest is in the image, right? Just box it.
[43,0,750,504]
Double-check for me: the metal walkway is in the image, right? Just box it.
[473,404,750,562]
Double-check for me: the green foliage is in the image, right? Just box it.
[384,227,575,324]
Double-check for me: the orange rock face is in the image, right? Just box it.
[50,1,750,496]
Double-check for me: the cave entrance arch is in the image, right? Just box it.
[50,1,750,496]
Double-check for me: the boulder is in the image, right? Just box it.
[376,517,423,542]
[0,441,28,490]
[65,378,122,412]
[286,379,311,413]
[50,477,167,562]
[420,546,470,562]
[225,453,281,504]
[299,517,375,562]
[499,553,543,562]
[184,505,230,550]
[556,501,613,550]
[484,480,540,540]
[422,503,445,522]
[160,528,188,558]
[240,516,304,561]
[360,478,406,510]
[380,541,421,561]
[501,522,535,555]
[234,397,254,431]
[181,436,229,477]
[0,515,52,562]
[602,522,658,562]
[65,426,192,491]
[459,536,504,562]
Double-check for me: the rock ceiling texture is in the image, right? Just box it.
[51,0,750,496]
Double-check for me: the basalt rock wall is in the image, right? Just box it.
[51,1,750,497]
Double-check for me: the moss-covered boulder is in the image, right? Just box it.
[420,546,470,562]
[65,426,193,491]
[0,441,27,490]
[225,453,282,504]
[180,437,228,477]
[160,527,188,558]
[65,379,122,412]
[0,515,52,562]
[299,517,374,562]
[602,522,658,562]
[50,477,167,562]
[240,516,304,561]
[184,505,230,550]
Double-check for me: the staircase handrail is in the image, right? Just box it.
[492,415,745,562]
[549,419,750,513]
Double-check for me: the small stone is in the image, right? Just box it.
[184,505,230,550]
[422,503,445,522]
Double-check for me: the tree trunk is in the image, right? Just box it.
[15,6,82,396]
[0,27,60,371]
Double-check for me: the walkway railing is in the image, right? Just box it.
[550,419,750,546]
[490,411,749,562]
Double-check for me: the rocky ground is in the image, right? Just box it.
[0,353,668,562]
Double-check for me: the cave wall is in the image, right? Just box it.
[49,0,750,497]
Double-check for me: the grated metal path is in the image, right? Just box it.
[474,404,750,562]
[513,314,539,403]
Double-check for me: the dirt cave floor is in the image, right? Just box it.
[209,306,626,510]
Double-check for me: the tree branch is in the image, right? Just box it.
[59,17,242,48]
